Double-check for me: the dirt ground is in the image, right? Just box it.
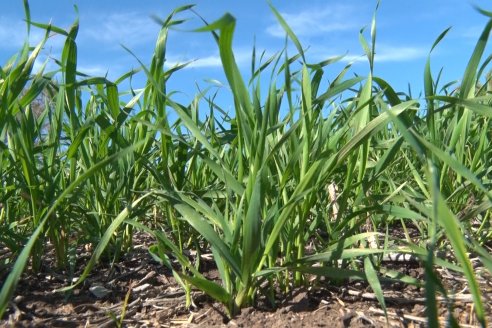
[1,234,491,328]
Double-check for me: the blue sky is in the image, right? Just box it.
[1,0,492,101]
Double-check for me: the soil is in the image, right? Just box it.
[1,233,491,328]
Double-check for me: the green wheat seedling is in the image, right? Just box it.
[0,1,491,326]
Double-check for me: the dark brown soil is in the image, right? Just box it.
[1,233,491,328]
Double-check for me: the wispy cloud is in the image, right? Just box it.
[0,17,57,50]
[77,64,111,77]
[266,4,361,38]
[459,25,483,40]
[167,55,223,69]
[374,45,426,62]
[166,49,251,69]
[0,20,28,49]
[81,12,159,48]
[336,45,426,63]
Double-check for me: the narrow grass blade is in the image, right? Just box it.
[241,171,263,285]
[268,3,305,62]
[425,27,452,143]
[364,257,387,318]
[180,274,231,306]
[460,19,492,98]
[291,266,366,281]
[435,193,485,326]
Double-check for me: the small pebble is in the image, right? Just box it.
[13,295,24,303]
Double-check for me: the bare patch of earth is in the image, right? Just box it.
[1,234,491,327]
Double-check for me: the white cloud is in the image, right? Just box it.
[266,5,360,38]
[459,26,483,40]
[340,54,366,63]
[81,12,159,48]
[334,45,426,63]
[0,17,59,50]
[166,49,251,69]
[77,64,110,76]
[374,45,426,62]
[0,21,29,49]
[31,54,124,80]
[0,17,68,72]
[170,55,223,69]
